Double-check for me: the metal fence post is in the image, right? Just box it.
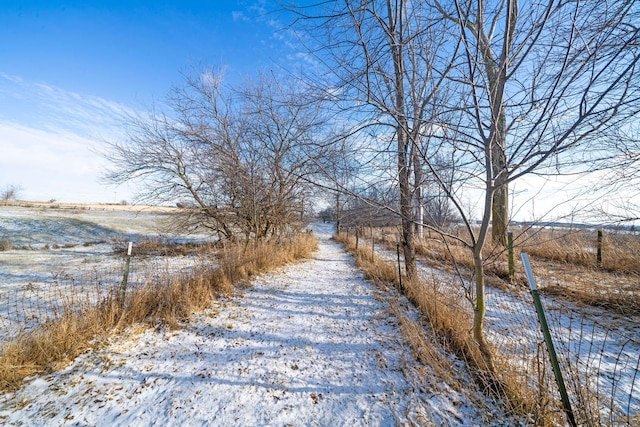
[508,231,515,283]
[371,227,374,256]
[396,234,402,289]
[521,252,577,427]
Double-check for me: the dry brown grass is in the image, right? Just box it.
[0,232,317,392]
[0,199,178,213]
[334,232,400,286]
[358,227,633,423]
[0,304,118,390]
[336,230,558,425]
[337,232,488,368]
[375,232,521,290]
[387,301,459,390]
[374,226,640,313]
[334,233,463,389]
[114,239,220,257]
[519,227,640,274]
[542,280,640,314]
[515,228,640,313]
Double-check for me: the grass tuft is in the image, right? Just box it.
[0,239,12,251]
[376,227,640,314]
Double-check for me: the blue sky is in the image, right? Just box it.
[0,1,301,202]
[0,1,627,222]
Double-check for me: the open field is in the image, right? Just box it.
[0,224,518,426]
[0,204,318,396]
[0,199,179,213]
[3,206,639,424]
[0,204,210,341]
[364,224,640,313]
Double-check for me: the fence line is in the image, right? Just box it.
[0,255,214,343]
[362,226,640,425]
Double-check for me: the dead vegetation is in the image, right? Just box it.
[518,227,640,274]
[113,238,219,257]
[334,231,558,424]
[371,225,640,314]
[508,227,640,314]
[0,232,317,392]
[340,225,640,424]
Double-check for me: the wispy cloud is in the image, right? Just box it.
[232,10,251,22]
[0,73,134,139]
[0,74,137,202]
[0,121,116,202]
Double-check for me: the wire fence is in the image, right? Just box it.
[482,272,640,425]
[359,226,640,426]
[3,225,639,424]
[0,253,213,343]
[544,294,640,425]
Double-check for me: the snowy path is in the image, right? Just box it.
[0,224,495,426]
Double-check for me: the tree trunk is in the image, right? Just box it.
[479,0,516,247]
[400,149,417,281]
[472,248,495,372]
[488,68,509,248]
[413,149,424,240]
[388,0,417,282]
[335,192,341,234]
[491,189,508,246]
[491,145,508,247]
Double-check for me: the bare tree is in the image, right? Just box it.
[1,184,22,201]
[413,0,640,367]
[293,0,640,371]
[105,68,323,241]
[432,0,640,244]
[293,0,457,281]
[421,153,459,230]
[600,121,640,224]
[312,133,362,233]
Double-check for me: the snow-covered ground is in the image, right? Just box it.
[0,206,212,341]
[0,223,519,426]
[373,236,640,423]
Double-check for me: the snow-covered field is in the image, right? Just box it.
[0,223,522,426]
[0,206,210,341]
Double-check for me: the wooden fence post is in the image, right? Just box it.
[396,234,402,290]
[120,242,133,309]
[597,229,603,268]
[508,231,515,283]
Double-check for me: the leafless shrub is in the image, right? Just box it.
[104,69,323,243]
[0,239,12,251]
[113,239,219,257]
[1,184,22,201]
